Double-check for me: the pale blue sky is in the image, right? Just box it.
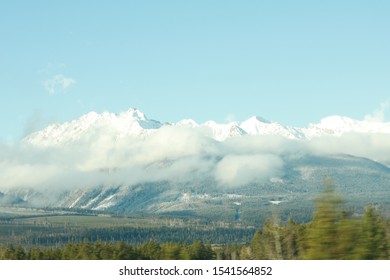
[1,0,389,142]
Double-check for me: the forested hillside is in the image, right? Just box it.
[0,184,388,260]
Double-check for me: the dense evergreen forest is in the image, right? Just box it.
[0,184,389,260]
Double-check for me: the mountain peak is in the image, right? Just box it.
[250,116,272,124]
[175,119,199,127]
[119,108,147,120]
[318,115,357,129]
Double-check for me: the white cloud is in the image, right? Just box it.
[1,120,390,192]
[364,99,390,122]
[214,154,284,187]
[43,74,75,94]
[308,132,390,163]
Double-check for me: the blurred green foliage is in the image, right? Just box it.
[0,183,388,260]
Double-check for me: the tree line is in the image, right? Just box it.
[238,183,389,260]
[0,239,215,260]
[0,183,389,260]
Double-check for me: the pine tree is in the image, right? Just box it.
[305,182,344,259]
[282,219,301,259]
[77,239,96,260]
[15,245,26,260]
[334,213,360,259]
[62,243,78,260]
[28,247,43,260]
[239,245,253,260]
[137,241,162,260]
[163,243,183,260]
[4,245,16,259]
[114,241,137,260]
[0,246,5,260]
[251,230,265,259]
[357,205,388,259]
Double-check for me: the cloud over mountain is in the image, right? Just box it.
[1,108,390,192]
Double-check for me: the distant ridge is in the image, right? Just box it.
[24,108,390,145]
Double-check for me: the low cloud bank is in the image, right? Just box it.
[1,126,390,192]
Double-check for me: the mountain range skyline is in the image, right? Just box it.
[1,107,389,216]
[0,106,388,192]
[24,107,390,145]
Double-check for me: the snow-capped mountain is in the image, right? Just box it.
[303,115,390,138]
[24,108,163,146]
[1,154,389,219]
[24,108,390,146]
[239,116,305,139]
[174,119,199,128]
[201,121,247,141]
[3,108,390,219]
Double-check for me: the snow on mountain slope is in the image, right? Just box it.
[239,116,305,139]
[303,115,390,138]
[24,108,163,146]
[2,154,389,216]
[174,119,199,128]
[23,109,390,146]
[202,121,247,141]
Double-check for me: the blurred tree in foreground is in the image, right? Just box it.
[357,205,388,259]
[250,181,389,260]
[305,181,345,259]
[0,183,388,260]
